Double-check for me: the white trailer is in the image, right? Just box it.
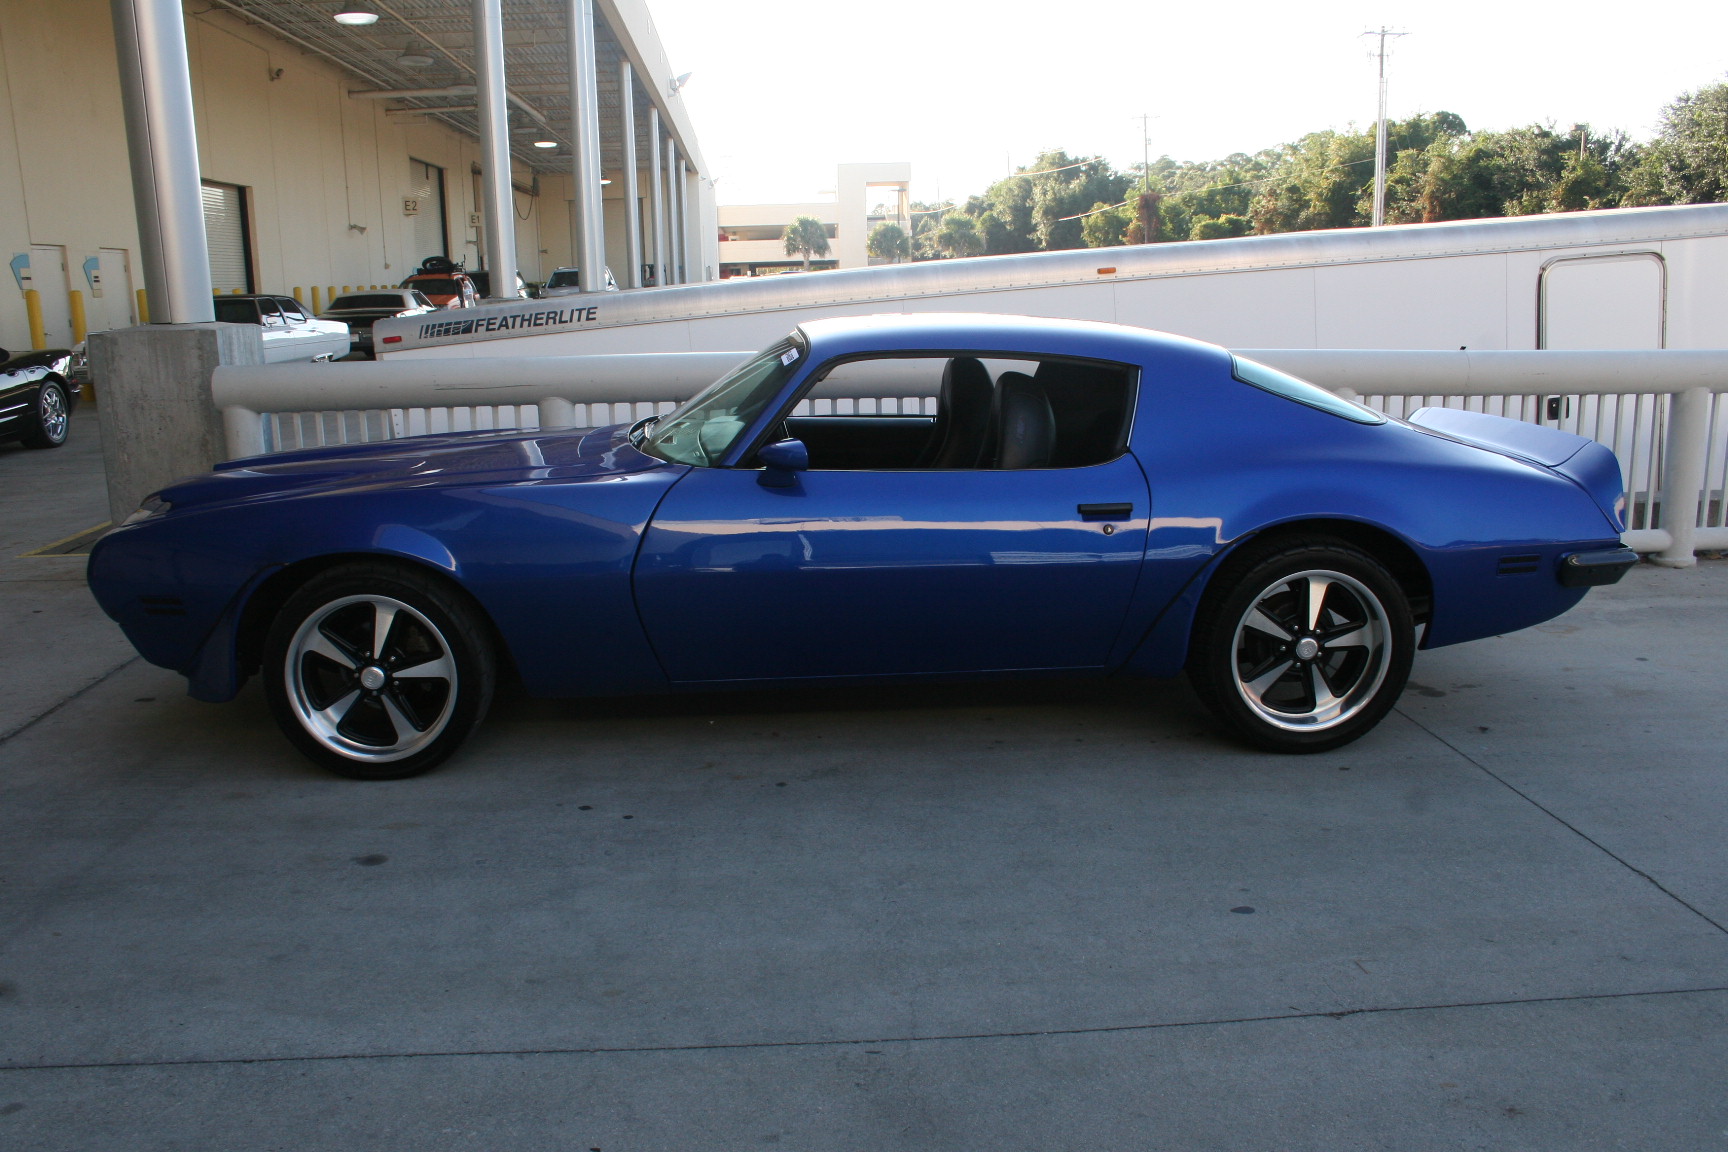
[375,203,1728,359]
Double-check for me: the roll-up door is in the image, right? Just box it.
[408,159,448,272]
[201,181,253,294]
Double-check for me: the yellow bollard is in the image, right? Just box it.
[231,288,243,295]
[68,289,87,344]
[341,285,351,294]
[136,288,149,323]
[327,285,336,304]
[23,289,45,349]
[292,287,303,302]
[311,285,322,313]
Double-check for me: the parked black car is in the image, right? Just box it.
[0,346,79,449]
[464,269,527,300]
[318,289,437,358]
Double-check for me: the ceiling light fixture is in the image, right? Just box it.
[397,44,434,67]
[333,4,380,25]
[533,139,558,149]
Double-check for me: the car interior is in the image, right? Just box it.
[777,355,1136,471]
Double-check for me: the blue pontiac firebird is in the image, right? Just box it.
[88,314,1636,778]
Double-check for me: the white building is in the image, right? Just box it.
[717,162,909,278]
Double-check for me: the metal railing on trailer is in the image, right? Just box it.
[211,349,1728,566]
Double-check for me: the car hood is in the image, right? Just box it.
[320,309,410,321]
[154,425,672,512]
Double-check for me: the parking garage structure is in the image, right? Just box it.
[0,0,716,357]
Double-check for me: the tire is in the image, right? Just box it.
[262,563,496,779]
[1187,538,1414,753]
[20,381,69,448]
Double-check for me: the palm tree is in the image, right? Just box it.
[782,215,831,270]
[867,222,909,263]
[933,212,983,258]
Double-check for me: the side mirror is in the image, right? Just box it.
[756,437,809,488]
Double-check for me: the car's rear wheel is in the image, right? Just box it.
[20,381,69,448]
[262,563,496,779]
[1188,539,1414,753]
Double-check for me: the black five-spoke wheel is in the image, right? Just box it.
[1189,539,1414,752]
[263,564,495,778]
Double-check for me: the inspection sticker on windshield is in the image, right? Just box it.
[780,348,799,366]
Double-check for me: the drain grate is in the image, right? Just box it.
[20,523,111,557]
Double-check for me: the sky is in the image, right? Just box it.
[641,0,1728,208]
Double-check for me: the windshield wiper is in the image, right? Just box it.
[628,413,661,447]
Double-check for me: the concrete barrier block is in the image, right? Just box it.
[88,322,263,525]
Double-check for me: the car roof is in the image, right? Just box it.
[793,312,1215,362]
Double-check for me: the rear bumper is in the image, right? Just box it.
[1558,546,1639,587]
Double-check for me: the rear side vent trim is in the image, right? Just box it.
[1496,554,1542,576]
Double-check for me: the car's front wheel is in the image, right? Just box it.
[20,381,69,448]
[262,563,496,779]
[1188,539,1414,753]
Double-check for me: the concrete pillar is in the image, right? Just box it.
[665,139,682,283]
[567,0,605,292]
[676,159,689,283]
[619,62,642,288]
[648,109,667,287]
[1654,386,1712,567]
[89,324,263,523]
[109,0,214,323]
[473,0,518,299]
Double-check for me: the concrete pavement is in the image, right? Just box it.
[1,424,1725,1149]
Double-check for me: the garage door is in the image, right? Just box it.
[202,181,253,294]
[408,159,448,271]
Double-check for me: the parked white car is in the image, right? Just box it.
[214,295,349,363]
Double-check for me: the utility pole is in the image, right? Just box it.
[1140,112,1151,193]
[1364,26,1407,227]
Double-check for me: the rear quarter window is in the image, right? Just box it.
[1231,356,1385,425]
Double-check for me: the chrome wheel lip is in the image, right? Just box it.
[40,386,67,442]
[1229,568,1390,733]
[284,593,457,763]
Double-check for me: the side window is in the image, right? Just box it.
[257,298,286,326]
[783,354,1135,471]
[277,298,308,322]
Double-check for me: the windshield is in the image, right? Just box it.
[639,338,804,466]
[545,269,581,288]
[405,276,459,294]
[331,293,409,310]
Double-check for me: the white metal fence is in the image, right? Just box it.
[211,349,1728,565]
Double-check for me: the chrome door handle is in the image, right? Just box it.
[1077,503,1133,521]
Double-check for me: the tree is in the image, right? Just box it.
[1081,201,1130,247]
[781,215,830,270]
[866,222,909,263]
[1190,214,1251,240]
[1623,82,1728,205]
[932,212,983,258]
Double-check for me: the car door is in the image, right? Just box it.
[254,298,296,363]
[632,353,1150,682]
[0,354,32,440]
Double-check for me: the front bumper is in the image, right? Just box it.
[1558,546,1639,587]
